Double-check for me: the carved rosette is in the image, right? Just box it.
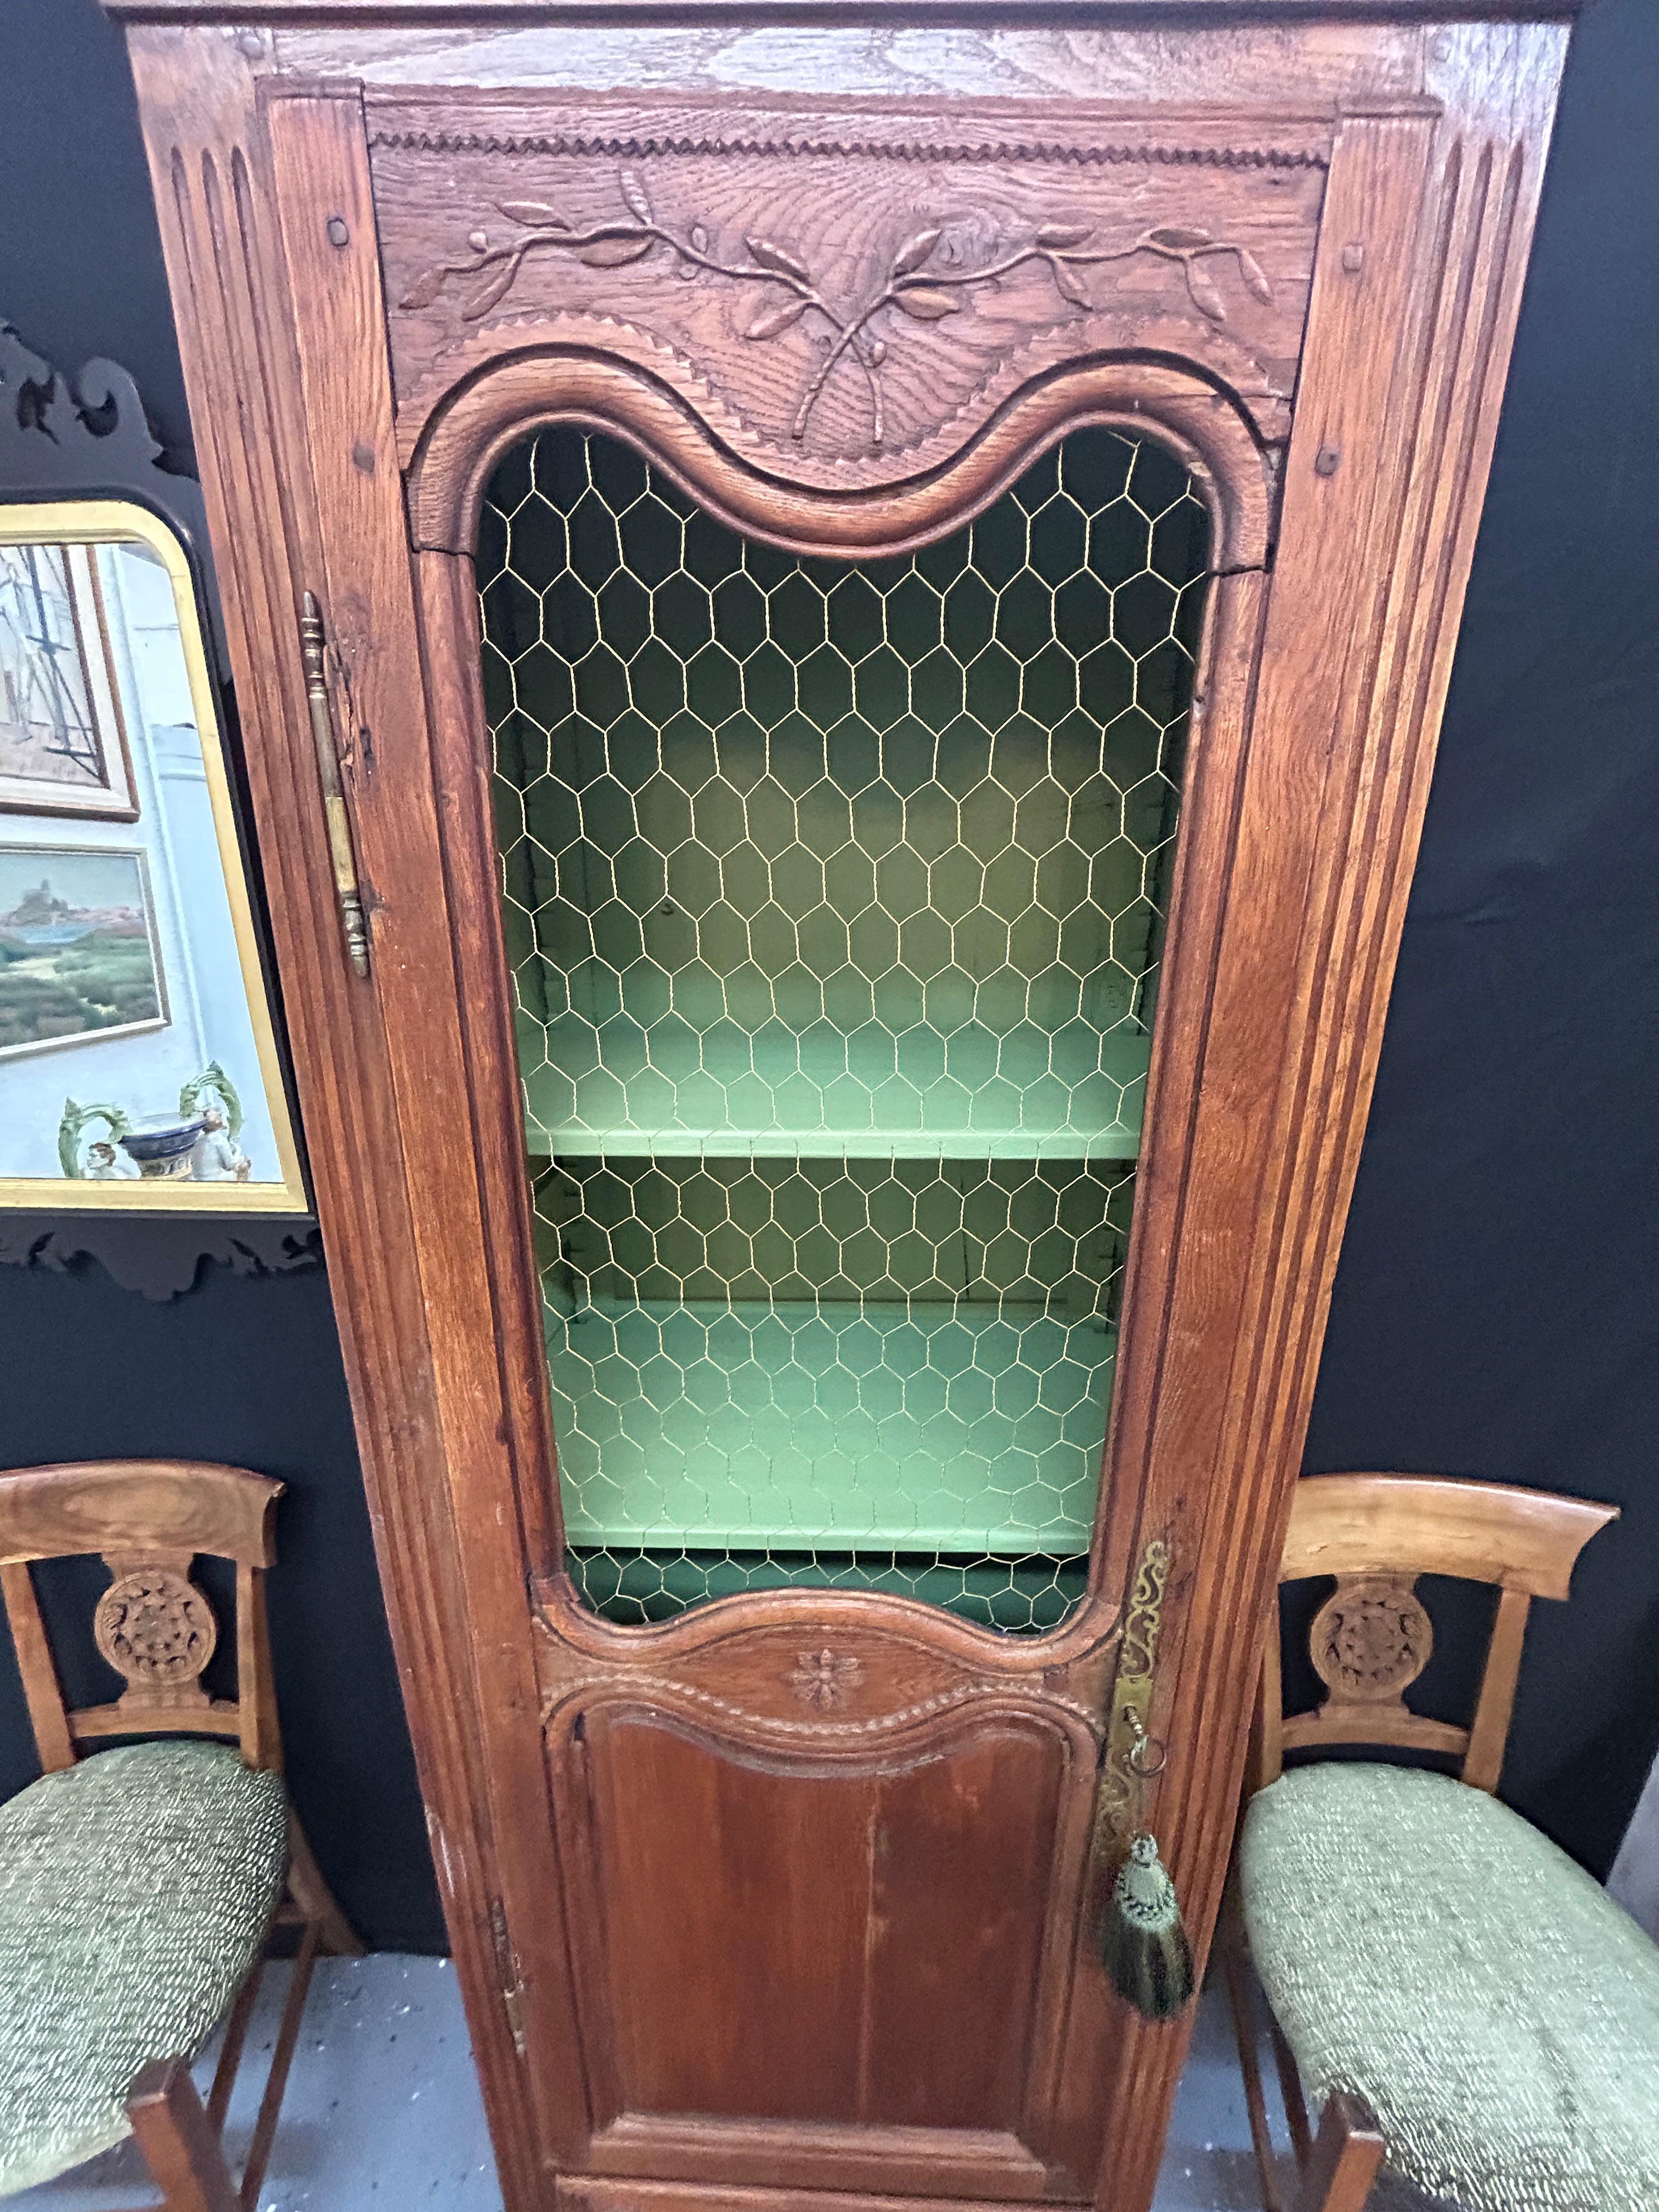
[1311,1577,1432,1704]
[789,1649,862,1709]
[94,1564,217,1708]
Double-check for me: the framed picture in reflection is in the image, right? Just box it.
[0,843,167,1059]
[0,541,138,820]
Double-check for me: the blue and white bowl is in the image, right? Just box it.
[119,1115,206,1179]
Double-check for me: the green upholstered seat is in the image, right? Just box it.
[0,1740,287,2198]
[1241,1762,1659,2212]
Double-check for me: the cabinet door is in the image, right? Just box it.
[549,1694,1099,2195]
[456,383,1233,2203]
[122,26,1567,2212]
[481,423,1205,1629]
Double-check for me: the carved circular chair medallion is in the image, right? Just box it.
[1310,1578,1432,1705]
[93,1567,217,1702]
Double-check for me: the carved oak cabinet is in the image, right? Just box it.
[107,4,1575,2209]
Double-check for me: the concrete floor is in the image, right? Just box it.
[12,1958,1434,2212]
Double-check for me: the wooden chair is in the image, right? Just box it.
[0,1459,360,2212]
[1220,1472,1634,2212]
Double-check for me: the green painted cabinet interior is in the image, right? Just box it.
[479,425,1207,1626]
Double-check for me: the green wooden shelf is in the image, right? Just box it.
[519,1017,1150,1161]
[567,1547,1090,1632]
[545,1293,1114,1555]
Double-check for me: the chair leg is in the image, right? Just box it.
[238,1920,320,2209]
[284,1809,363,1956]
[1218,1875,1295,2212]
[128,2061,240,2212]
[205,1962,265,2134]
[1269,2010,1314,2167]
[1296,2091,1384,2212]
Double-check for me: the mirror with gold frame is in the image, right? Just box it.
[0,499,306,1212]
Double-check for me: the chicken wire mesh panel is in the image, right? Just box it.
[478,426,1209,1629]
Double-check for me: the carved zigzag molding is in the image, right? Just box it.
[370,126,1327,171]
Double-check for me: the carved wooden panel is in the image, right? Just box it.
[94,1555,218,1713]
[532,1582,1122,1754]
[549,1696,1097,2192]
[1311,1575,1432,1704]
[366,93,1331,482]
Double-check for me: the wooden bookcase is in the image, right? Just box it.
[104,8,1577,2211]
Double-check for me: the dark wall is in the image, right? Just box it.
[1,0,1655,1905]
[1304,0,1659,1876]
[0,1,193,468]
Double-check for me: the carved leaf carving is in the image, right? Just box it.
[462,261,522,319]
[891,226,942,276]
[402,175,1275,448]
[619,170,653,223]
[580,235,656,268]
[746,236,812,284]
[893,287,963,321]
[399,264,449,312]
[1184,261,1228,323]
[1051,260,1091,307]
[1238,248,1274,303]
[498,200,565,228]
[746,298,809,340]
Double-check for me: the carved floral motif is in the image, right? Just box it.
[401,170,1272,448]
[94,1565,217,1697]
[789,1649,863,1708]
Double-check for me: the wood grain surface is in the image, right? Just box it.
[372,90,1325,473]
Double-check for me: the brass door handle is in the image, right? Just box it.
[298,591,370,977]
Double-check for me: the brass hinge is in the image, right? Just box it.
[488,1898,528,2060]
[298,591,370,977]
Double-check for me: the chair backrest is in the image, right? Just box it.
[0,1459,285,1776]
[1248,1472,1616,1800]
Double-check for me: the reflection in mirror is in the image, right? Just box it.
[0,502,306,1211]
